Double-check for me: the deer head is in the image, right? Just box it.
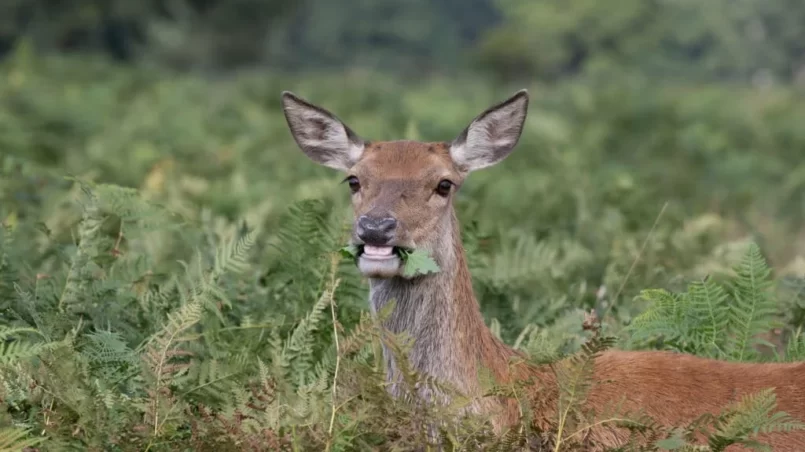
[281,90,529,279]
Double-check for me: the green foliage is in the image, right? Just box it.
[628,243,785,361]
[1,54,805,450]
[399,249,441,278]
[0,426,44,451]
[4,1,805,84]
[476,0,805,82]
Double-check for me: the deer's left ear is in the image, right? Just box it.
[281,91,365,171]
[449,89,529,173]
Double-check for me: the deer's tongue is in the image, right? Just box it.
[363,245,394,258]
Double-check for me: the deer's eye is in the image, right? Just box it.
[345,176,361,193]
[435,179,453,197]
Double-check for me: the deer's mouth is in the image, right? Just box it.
[360,245,396,260]
[357,245,403,278]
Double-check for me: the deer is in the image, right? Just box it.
[280,89,805,450]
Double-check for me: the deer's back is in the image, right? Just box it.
[510,349,805,451]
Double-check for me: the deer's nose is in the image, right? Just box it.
[357,215,397,245]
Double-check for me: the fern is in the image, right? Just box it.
[2,102,804,451]
[277,276,332,388]
[688,279,730,358]
[0,335,60,366]
[0,223,18,307]
[706,388,805,451]
[58,183,105,314]
[783,328,805,361]
[551,334,618,451]
[83,180,181,232]
[140,299,203,438]
[270,198,336,281]
[628,242,780,361]
[726,243,776,361]
[0,427,43,452]
[650,388,805,452]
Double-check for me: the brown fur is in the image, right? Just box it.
[280,92,805,451]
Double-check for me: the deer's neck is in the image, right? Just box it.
[368,211,516,396]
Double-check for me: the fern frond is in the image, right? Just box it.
[59,183,104,314]
[0,326,46,342]
[143,300,203,383]
[688,278,730,358]
[783,328,805,362]
[0,427,43,452]
[212,228,256,279]
[141,299,203,437]
[629,242,782,361]
[83,329,138,366]
[280,283,333,387]
[551,335,617,451]
[727,243,777,361]
[629,288,687,345]
[0,325,62,365]
[708,388,805,451]
[271,199,336,277]
[90,181,180,231]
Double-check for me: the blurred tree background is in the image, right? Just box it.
[2,0,804,83]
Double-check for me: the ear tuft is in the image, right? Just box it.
[281,91,365,171]
[450,89,529,172]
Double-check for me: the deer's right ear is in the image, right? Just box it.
[281,91,365,171]
[449,89,529,173]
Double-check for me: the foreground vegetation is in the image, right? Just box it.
[2,52,805,450]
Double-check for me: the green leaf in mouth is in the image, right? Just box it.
[398,248,440,277]
[339,244,361,260]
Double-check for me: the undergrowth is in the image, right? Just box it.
[2,180,804,451]
[2,53,805,450]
